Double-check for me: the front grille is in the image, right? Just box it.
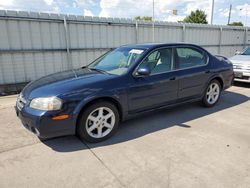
[241,76,250,80]
[233,63,250,70]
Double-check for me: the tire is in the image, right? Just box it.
[77,101,120,143]
[202,79,221,107]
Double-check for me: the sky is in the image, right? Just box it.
[0,0,250,26]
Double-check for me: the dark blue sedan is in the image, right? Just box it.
[15,43,234,142]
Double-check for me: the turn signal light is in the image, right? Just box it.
[52,114,70,120]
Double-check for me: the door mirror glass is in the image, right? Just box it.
[136,67,151,76]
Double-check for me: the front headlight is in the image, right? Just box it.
[30,97,62,111]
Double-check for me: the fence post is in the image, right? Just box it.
[182,24,186,42]
[244,28,248,48]
[5,13,18,92]
[218,27,223,55]
[0,55,4,86]
[135,21,138,44]
[63,17,72,69]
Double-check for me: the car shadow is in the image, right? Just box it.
[42,90,249,152]
[233,81,250,88]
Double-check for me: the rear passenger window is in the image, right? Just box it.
[175,48,207,69]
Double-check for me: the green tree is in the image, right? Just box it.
[135,16,152,21]
[228,22,244,26]
[183,9,208,24]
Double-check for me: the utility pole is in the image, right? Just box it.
[152,0,155,42]
[245,9,248,26]
[210,0,214,24]
[228,4,232,25]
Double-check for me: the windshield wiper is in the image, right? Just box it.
[87,67,111,75]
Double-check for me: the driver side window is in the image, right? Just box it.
[138,48,173,75]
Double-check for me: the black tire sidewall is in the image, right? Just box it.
[77,101,120,143]
[203,80,221,107]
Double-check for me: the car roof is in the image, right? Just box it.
[121,43,203,50]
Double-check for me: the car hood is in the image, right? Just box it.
[22,68,115,100]
[229,55,250,65]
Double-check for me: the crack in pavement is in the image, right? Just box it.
[0,141,41,154]
[0,137,126,187]
[81,140,126,188]
[0,137,58,154]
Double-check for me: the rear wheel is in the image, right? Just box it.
[77,101,119,143]
[202,80,221,107]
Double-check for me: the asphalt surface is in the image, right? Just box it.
[0,83,250,188]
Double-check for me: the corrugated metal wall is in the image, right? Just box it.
[0,10,249,85]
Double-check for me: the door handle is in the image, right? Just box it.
[169,76,176,81]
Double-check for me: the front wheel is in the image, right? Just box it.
[77,101,120,143]
[202,80,221,107]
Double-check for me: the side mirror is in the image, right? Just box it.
[136,67,151,76]
[235,51,241,55]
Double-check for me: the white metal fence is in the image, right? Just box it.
[0,10,250,85]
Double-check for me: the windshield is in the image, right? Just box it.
[88,47,145,75]
[241,47,250,55]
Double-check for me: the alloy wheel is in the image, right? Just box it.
[85,107,115,138]
[206,82,220,105]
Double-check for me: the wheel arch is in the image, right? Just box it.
[210,76,224,89]
[75,96,123,131]
[202,75,224,97]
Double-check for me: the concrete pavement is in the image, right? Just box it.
[0,83,249,188]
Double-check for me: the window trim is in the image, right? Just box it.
[133,47,174,77]
[133,45,209,77]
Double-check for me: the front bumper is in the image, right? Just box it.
[15,105,75,139]
[234,70,250,83]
